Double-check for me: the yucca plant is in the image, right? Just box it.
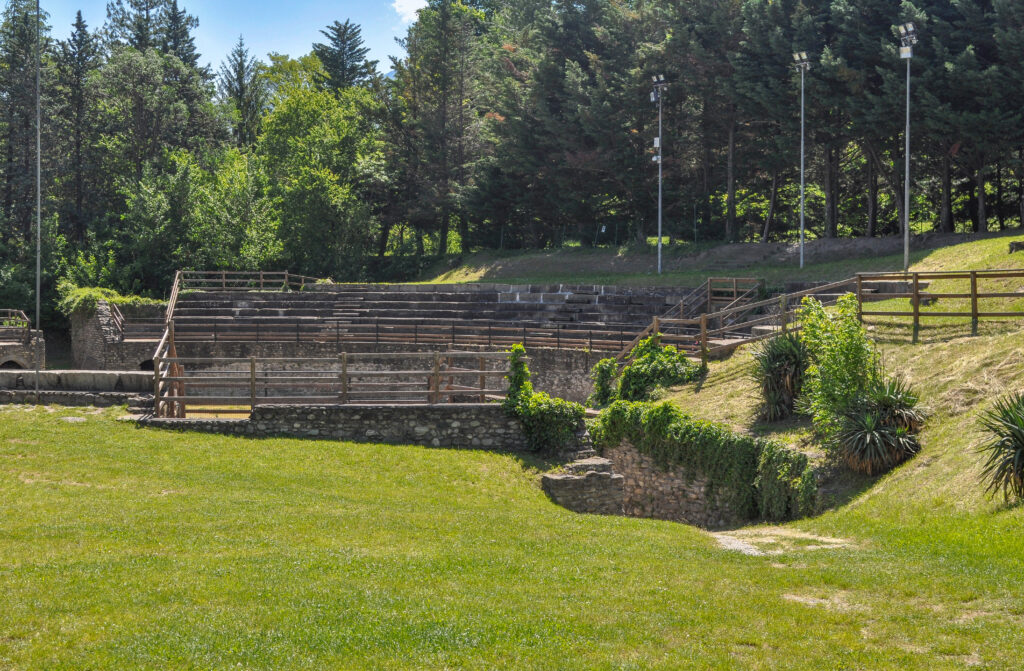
[978,392,1024,501]
[869,375,926,433]
[751,332,808,422]
[837,409,921,475]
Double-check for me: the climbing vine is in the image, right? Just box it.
[504,344,585,454]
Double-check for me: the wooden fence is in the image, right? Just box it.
[0,309,31,343]
[855,269,1024,336]
[153,351,512,418]
[179,270,324,292]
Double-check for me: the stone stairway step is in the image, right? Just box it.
[565,457,614,475]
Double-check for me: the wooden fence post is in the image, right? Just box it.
[249,357,256,414]
[653,316,661,338]
[780,295,789,334]
[431,353,441,404]
[340,353,348,404]
[479,357,486,402]
[912,273,920,343]
[970,271,979,336]
[699,314,709,364]
[153,356,162,417]
[856,274,864,322]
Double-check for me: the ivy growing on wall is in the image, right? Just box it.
[504,344,585,454]
[591,400,816,522]
[587,335,706,408]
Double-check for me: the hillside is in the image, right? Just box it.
[427,230,1024,287]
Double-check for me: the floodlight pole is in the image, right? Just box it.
[657,87,663,274]
[34,0,41,401]
[799,64,807,270]
[903,54,911,273]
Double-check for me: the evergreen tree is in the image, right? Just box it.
[55,11,102,242]
[218,36,267,147]
[312,19,378,90]
[161,0,201,71]
[105,0,165,51]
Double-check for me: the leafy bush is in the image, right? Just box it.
[591,400,815,521]
[868,375,926,433]
[504,344,584,454]
[977,392,1024,501]
[798,295,880,439]
[56,280,164,317]
[604,336,705,403]
[750,332,808,421]
[755,441,817,521]
[587,357,619,407]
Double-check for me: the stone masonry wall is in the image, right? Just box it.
[71,302,163,370]
[142,403,528,452]
[0,331,44,370]
[603,441,745,529]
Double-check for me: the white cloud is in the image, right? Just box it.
[393,0,427,23]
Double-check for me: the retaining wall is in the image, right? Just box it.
[141,403,528,451]
[0,369,152,394]
[0,332,44,370]
[71,302,164,370]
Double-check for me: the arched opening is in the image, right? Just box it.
[0,360,24,370]
[139,360,155,371]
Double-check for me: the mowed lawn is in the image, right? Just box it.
[2,405,1023,669]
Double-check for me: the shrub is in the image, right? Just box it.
[614,336,705,402]
[798,294,880,439]
[868,375,926,433]
[977,392,1024,501]
[587,358,619,408]
[56,280,164,317]
[755,441,817,521]
[504,344,584,454]
[836,409,920,475]
[591,400,815,521]
[750,332,808,421]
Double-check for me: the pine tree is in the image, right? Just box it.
[312,19,378,90]
[218,36,267,147]
[105,0,165,51]
[55,11,102,241]
[161,0,201,70]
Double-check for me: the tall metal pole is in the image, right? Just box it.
[799,66,806,270]
[657,90,663,275]
[903,56,911,273]
[34,0,41,401]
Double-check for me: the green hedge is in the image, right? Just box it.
[588,335,706,408]
[57,281,165,317]
[591,400,816,521]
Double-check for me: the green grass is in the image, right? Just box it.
[1,396,1023,669]
[427,231,1024,287]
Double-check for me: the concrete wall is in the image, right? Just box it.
[142,403,528,452]
[0,332,44,370]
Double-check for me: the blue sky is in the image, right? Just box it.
[41,0,428,70]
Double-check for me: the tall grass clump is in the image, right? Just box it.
[978,392,1024,501]
[750,332,807,421]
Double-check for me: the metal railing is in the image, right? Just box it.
[153,351,513,418]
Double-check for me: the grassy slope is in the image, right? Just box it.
[2,405,1022,670]
[428,232,1024,287]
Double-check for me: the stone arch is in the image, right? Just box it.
[0,357,27,369]
[139,359,155,371]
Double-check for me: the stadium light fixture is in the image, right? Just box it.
[651,74,669,274]
[793,52,811,269]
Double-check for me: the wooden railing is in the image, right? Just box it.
[856,269,1024,337]
[707,277,763,312]
[0,309,30,343]
[179,270,324,292]
[166,317,641,353]
[153,351,513,418]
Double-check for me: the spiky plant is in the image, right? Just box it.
[869,375,926,433]
[978,392,1024,501]
[837,410,920,475]
[750,333,808,422]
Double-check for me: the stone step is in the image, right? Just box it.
[565,457,614,475]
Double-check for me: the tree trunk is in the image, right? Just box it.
[976,169,988,233]
[824,145,838,238]
[867,158,878,237]
[726,120,736,242]
[762,170,778,243]
[377,222,392,258]
[996,162,1004,231]
[939,154,953,233]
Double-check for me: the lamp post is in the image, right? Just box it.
[792,52,810,270]
[898,22,918,273]
[34,0,41,401]
[651,74,668,274]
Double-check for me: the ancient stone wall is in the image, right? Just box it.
[71,302,163,370]
[0,369,152,393]
[603,441,744,528]
[0,332,44,370]
[141,403,528,451]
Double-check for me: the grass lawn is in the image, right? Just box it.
[2,392,1023,669]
